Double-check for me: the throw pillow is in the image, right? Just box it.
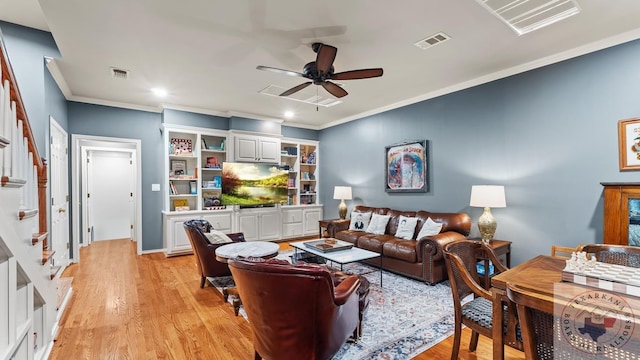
[416,217,443,239]
[366,213,391,235]
[395,215,418,240]
[204,230,233,244]
[349,212,372,231]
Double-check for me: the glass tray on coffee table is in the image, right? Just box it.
[290,238,383,286]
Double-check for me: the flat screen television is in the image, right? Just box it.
[221,162,288,206]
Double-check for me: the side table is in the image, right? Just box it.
[318,218,341,238]
[470,238,511,290]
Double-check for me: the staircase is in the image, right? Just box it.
[0,35,61,359]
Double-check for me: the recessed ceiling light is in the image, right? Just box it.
[284,111,294,119]
[151,87,168,97]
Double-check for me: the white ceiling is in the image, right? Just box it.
[3,0,640,129]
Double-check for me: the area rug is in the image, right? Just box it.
[208,252,456,360]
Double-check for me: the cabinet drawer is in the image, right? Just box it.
[283,223,303,237]
[283,209,303,224]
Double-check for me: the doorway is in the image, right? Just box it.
[85,149,135,242]
[71,135,142,261]
[50,117,70,271]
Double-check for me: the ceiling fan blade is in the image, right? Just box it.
[315,44,337,75]
[331,68,383,80]
[280,82,312,97]
[321,81,348,98]
[256,65,304,78]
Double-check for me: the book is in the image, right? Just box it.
[189,181,197,194]
[206,156,220,168]
[201,138,207,149]
[173,199,189,211]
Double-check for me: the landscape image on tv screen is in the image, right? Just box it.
[221,162,288,205]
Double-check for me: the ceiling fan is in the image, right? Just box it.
[256,42,383,98]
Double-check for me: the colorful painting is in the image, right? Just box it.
[618,118,640,171]
[385,140,428,193]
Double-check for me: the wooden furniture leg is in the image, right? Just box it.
[222,287,242,316]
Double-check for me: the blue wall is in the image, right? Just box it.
[163,108,228,129]
[0,21,62,151]
[319,39,640,265]
[68,102,164,250]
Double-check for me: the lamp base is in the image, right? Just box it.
[477,207,497,243]
[338,200,347,220]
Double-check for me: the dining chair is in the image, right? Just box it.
[576,244,640,267]
[443,240,517,360]
[506,283,558,360]
[550,245,575,259]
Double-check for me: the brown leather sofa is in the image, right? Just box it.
[327,205,471,284]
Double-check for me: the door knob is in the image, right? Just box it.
[58,208,66,213]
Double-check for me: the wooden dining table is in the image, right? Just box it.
[490,255,566,360]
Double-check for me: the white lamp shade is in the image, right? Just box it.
[333,186,352,200]
[470,185,506,208]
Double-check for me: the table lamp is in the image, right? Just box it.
[333,186,352,219]
[469,185,506,243]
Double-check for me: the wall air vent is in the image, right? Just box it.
[413,32,450,50]
[259,85,342,107]
[475,0,581,35]
[110,67,129,80]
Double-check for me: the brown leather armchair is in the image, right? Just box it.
[183,219,246,288]
[228,257,361,360]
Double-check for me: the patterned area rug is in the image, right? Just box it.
[209,252,455,360]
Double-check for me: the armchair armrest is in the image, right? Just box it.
[227,232,246,243]
[333,275,360,305]
[326,219,350,238]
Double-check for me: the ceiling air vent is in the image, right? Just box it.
[414,32,450,50]
[475,0,581,35]
[110,67,129,80]
[259,85,342,107]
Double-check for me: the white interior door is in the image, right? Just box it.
[50,117,70,269]
[89,150,133,241]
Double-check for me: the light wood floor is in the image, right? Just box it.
[50,239,524,359]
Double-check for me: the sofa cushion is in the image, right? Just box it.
[386,210,417,237]
[395,215,418,240]
[383,239,419,263]
[416,217,443,239]
[357,233,396,253]
[334,230,363,245]
[366,214,391,235]
[349,212,372,231]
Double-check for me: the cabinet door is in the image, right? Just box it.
[235,136,258,162]
[259,138,280,163]
[238,213,260,241]
[260,211,282,240]
[282,209,303,223]
[303,209,322,235]
[172,217,193,252]
[201,212,232,232]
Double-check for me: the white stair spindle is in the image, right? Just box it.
[3,81,11,176]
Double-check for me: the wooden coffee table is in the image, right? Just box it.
[290,238,383,286]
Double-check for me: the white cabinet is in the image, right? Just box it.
[303,206,323,235]
[282,208,303,238]
[163,210,234,256]
[234,134,281,163]
[237,208,281,241]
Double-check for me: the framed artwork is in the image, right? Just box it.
[385,140,428,192]
[170,159,187,176]
[618,118,640,171]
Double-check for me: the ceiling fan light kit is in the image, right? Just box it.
[257,42,383,99]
